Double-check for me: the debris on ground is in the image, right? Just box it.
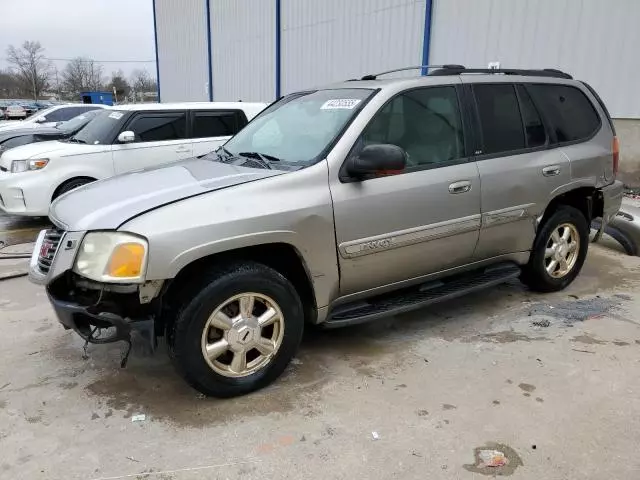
[371,431,380,440]
[477,449,508,468]
[528,296,622,325]
[532,318,551,328]
[131,414,146,422]
[464,443,524,476]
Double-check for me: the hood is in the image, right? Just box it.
[50,158,285,231]
[0,126,59,142]
[0,121,39,131]
[0,140,101,169]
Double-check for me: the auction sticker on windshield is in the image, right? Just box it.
[321,99,362,110]
[108,112,124,120]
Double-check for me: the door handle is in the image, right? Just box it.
[448,180,472,194]
[542,165,561,177]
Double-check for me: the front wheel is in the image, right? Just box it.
[168,262,304,397]
[521,205,589,292]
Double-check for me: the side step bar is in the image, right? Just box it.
[323,263,521,328]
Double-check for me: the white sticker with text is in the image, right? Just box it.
[108,112,124,120]
[321,99,361,110]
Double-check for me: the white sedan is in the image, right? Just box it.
[5,105,27,119]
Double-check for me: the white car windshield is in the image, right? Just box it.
[70,110,125,145]
[221,88,375,169]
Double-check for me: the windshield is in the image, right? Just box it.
[222,88,374,168]
[22,105,58,123]
[57,110,100,133]
[71,110,125,145]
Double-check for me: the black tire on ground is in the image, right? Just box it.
[168,262,304,398]
[521,205,590,292]
[53,178,94,200]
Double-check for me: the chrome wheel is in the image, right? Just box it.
[544,223,580,278]
[200,293,285,378]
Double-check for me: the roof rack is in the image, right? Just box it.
[358,65,572,80]
[429,66,573,79]
[360,65,464,80]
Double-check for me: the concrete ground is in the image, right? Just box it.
[1,236,639,479]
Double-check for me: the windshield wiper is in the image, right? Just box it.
[239,151,281,162]
[67,137,86,144]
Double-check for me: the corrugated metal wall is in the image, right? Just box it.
[155,0,210,102]
[281,0,427,94]
[209,0,276,102]
[429,0,640,118]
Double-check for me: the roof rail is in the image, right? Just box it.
[360,65,465,80]
[429,67,573,79]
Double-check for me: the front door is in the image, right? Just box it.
[112,111,191,174]
[330,85,481,296]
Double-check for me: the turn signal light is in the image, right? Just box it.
[106,243,145,278]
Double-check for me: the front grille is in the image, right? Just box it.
[37,229,65,274]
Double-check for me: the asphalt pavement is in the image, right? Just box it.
[1,239,639,479]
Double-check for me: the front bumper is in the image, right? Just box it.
[0,170,52,216]
[47,289,137,343]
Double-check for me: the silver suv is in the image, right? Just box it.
[30,66,623,397]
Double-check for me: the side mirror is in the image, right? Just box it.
[34,115,46,123]
[346,144,406,178]
[117,131,135,143]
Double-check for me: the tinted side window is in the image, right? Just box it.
[474,84,525,154]
[126,113,187,142]
[528,84,600,142]
[43,108,66,122]
[516,85,547,148]
[360,86,464,168]
[192,112,237,138]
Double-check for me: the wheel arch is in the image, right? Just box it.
[541,186,603,228]
[159,242,318,335]
[52,175,98,201]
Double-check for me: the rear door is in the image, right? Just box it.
[189,110,248,157]
[112,110,190,174]
[468,81,570,259]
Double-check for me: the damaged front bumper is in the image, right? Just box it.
[46,273,161,364]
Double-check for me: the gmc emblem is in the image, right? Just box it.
[40,241,53,258]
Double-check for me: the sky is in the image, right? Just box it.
[0,0,156,80]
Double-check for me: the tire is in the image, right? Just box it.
[521,205,589,292]
[53,178,94,200]
[168,262,304,397]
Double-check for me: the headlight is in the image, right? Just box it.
[73,232,148,283]
[10,158,49,173]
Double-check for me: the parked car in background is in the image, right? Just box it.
[0,104,108,131]
[5,105,27,119]
[22,103,39,116]
[0,110,101,154]
[0,101,265,216]
[27,66,623,397]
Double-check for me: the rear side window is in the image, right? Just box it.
[473,84,525,154]
[516,85,547,148]
[46,107,96,122]
[126,113,187,142]
[528,84,600,142]
[192,112,239,138]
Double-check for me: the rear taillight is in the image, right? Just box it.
[613,136,620,177]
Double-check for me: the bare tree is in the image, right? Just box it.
[130,68,154,92]
[107,70,130,102]
[6,41,51,100]
[0,69,23,98]
[61,57,105,97]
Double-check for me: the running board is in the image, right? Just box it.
[323,263,521,328]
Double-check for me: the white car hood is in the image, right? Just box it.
[0,141,102,170]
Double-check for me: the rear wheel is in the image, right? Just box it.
[168,262,304,397]
[521,205,589,292]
